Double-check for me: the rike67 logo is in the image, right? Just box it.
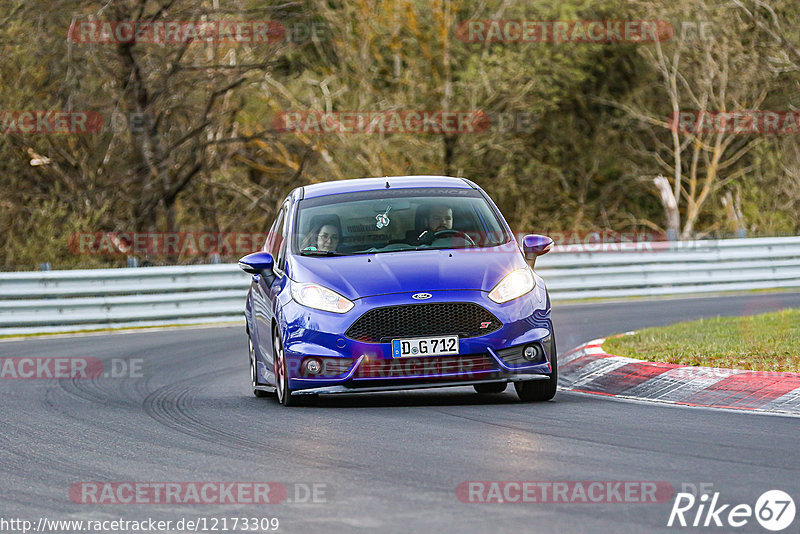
[668,489,795,531]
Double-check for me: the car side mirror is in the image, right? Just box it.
[522,234,554,262]
[238,251,275,275]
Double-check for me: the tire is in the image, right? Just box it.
[514,352,558,402]
[249,336,270,398]
[273,329,296,406]
[473,382,507,394]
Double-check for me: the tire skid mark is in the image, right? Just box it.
[0,402,110,480]
[56,372,152,408]
[141,368,365,470]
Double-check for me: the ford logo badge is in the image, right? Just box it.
[412,293,432,300]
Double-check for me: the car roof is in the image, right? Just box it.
[300,176,474,199]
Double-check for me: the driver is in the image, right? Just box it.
[301,220,341,252]
[415,203,453,245]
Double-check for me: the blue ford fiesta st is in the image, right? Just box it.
[238,176,556,406]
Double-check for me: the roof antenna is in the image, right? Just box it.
[385,178,390,189]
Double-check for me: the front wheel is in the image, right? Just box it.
[515,353,557,402]
[273,330,295,406]
[250,336,270,398]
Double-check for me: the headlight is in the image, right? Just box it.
[488,268,535,303]
[290,281,354,313]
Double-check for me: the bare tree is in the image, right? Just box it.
[69,0,302,233]
[612,0,775,238]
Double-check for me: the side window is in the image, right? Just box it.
[264,209,283,254]
[275,203,290,272]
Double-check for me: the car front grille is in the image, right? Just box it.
[345,302,502,343]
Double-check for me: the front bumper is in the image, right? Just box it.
[293,373,550,396]
[279,288,554,394]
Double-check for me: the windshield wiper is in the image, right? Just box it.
[299,249,347,256]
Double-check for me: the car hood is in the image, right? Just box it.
[288,247,527,300]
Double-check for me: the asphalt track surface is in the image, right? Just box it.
[2,292,800,534]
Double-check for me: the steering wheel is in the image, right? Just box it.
[432,229,477,246]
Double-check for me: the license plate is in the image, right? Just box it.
[391,336,459,358]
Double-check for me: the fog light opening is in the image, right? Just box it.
[305,358,322,375]
[523,344,543,361]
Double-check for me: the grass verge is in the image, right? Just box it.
[602,308,800,373]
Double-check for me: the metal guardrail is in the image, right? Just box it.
[1,236,799,335]
[0,265,251,335]
[536,236,800,299]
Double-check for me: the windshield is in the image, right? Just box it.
[294,187,511,256]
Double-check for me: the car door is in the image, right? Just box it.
[253,200,289,381]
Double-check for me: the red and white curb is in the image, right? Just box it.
[560,338,800,415]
